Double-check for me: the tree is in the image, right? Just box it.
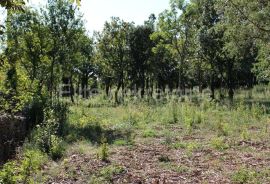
[219,0,270,83]
[152,0,193,92]
[96,17,134,103]
[44,0,84,101]
[129,24,155,97]
[193,0,224,99]
[74,33,95,98]
[0,0,26,35]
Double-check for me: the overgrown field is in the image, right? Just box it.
[1,87,270,184]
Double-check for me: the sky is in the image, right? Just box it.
[29,0,170,33]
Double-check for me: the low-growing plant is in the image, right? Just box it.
[31,108,67,160]
[186,141,200,152]
[89,164,125,183]
[240,128,251,141]
[0,149,46,184]
[0,161,17,184]
[172,142,187,149]
[217,122,230,137]
[251,103,264,119]
[210,137,229,150]
[231,168,257,184]
[142,129,157,138]
[170,102,178,124]
[113,139,127,146]
[98,137,109,162]
[49,135,66,160]
[184,111,202,133]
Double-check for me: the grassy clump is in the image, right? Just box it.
[231,168,257,184]
[142,129,157,138]
[210,137,229,150]
[89,165,125,183]
[98,137,109,162]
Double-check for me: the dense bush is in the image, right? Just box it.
[30,102,68,160]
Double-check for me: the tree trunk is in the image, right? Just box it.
[227,61,234,102]
[141,71,145,98]
[115,81,122,104]
[105,84,110,97]
[210,74,215,100]
[49,59,55,100]
[70,76,74,103]
[81,74,88,98]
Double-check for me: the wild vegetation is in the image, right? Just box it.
[0,0,270,183]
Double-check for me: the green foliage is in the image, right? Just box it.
[170,102,178,124]
[231,168,257,184]
[30,104,67,160]
[98,137,109,162]
[49,135,66,160]
[113,139,127,146]
[0,149,47,184]
[142,129,157,138]
[89,165,124,183]
[210,137,229,150]
[240,128,250,141]
[0,161,17,184]
[217,122,230,137]
[0,0,25,10]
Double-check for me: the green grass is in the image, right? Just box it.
[2,86,270,183]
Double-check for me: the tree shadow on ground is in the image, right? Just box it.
[243,99,270,114]
[64,122,131,145]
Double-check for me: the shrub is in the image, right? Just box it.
[0,161,17,184]
[49,135,66,160]
[31,107,67,160]
[31,109,58,154]
[0,149,46,184]
[19,150,46,183]
[23,95,46,131]
[51,101,69,136]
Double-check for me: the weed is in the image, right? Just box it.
[217,122,230,137]
[113,139,127,146]
[89,165,124,183]
[172,142,186,149]
[143,129,157,138]
[0,149,47,184]
[231,168,257,184]
[0,161,17,184]
[98,137,109,162]
[240,128,250,141]
[49,135,66,160]
[186,142,200,152]
[210,137,229,150]
[171,102,178,124]
[159,163,189,173]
